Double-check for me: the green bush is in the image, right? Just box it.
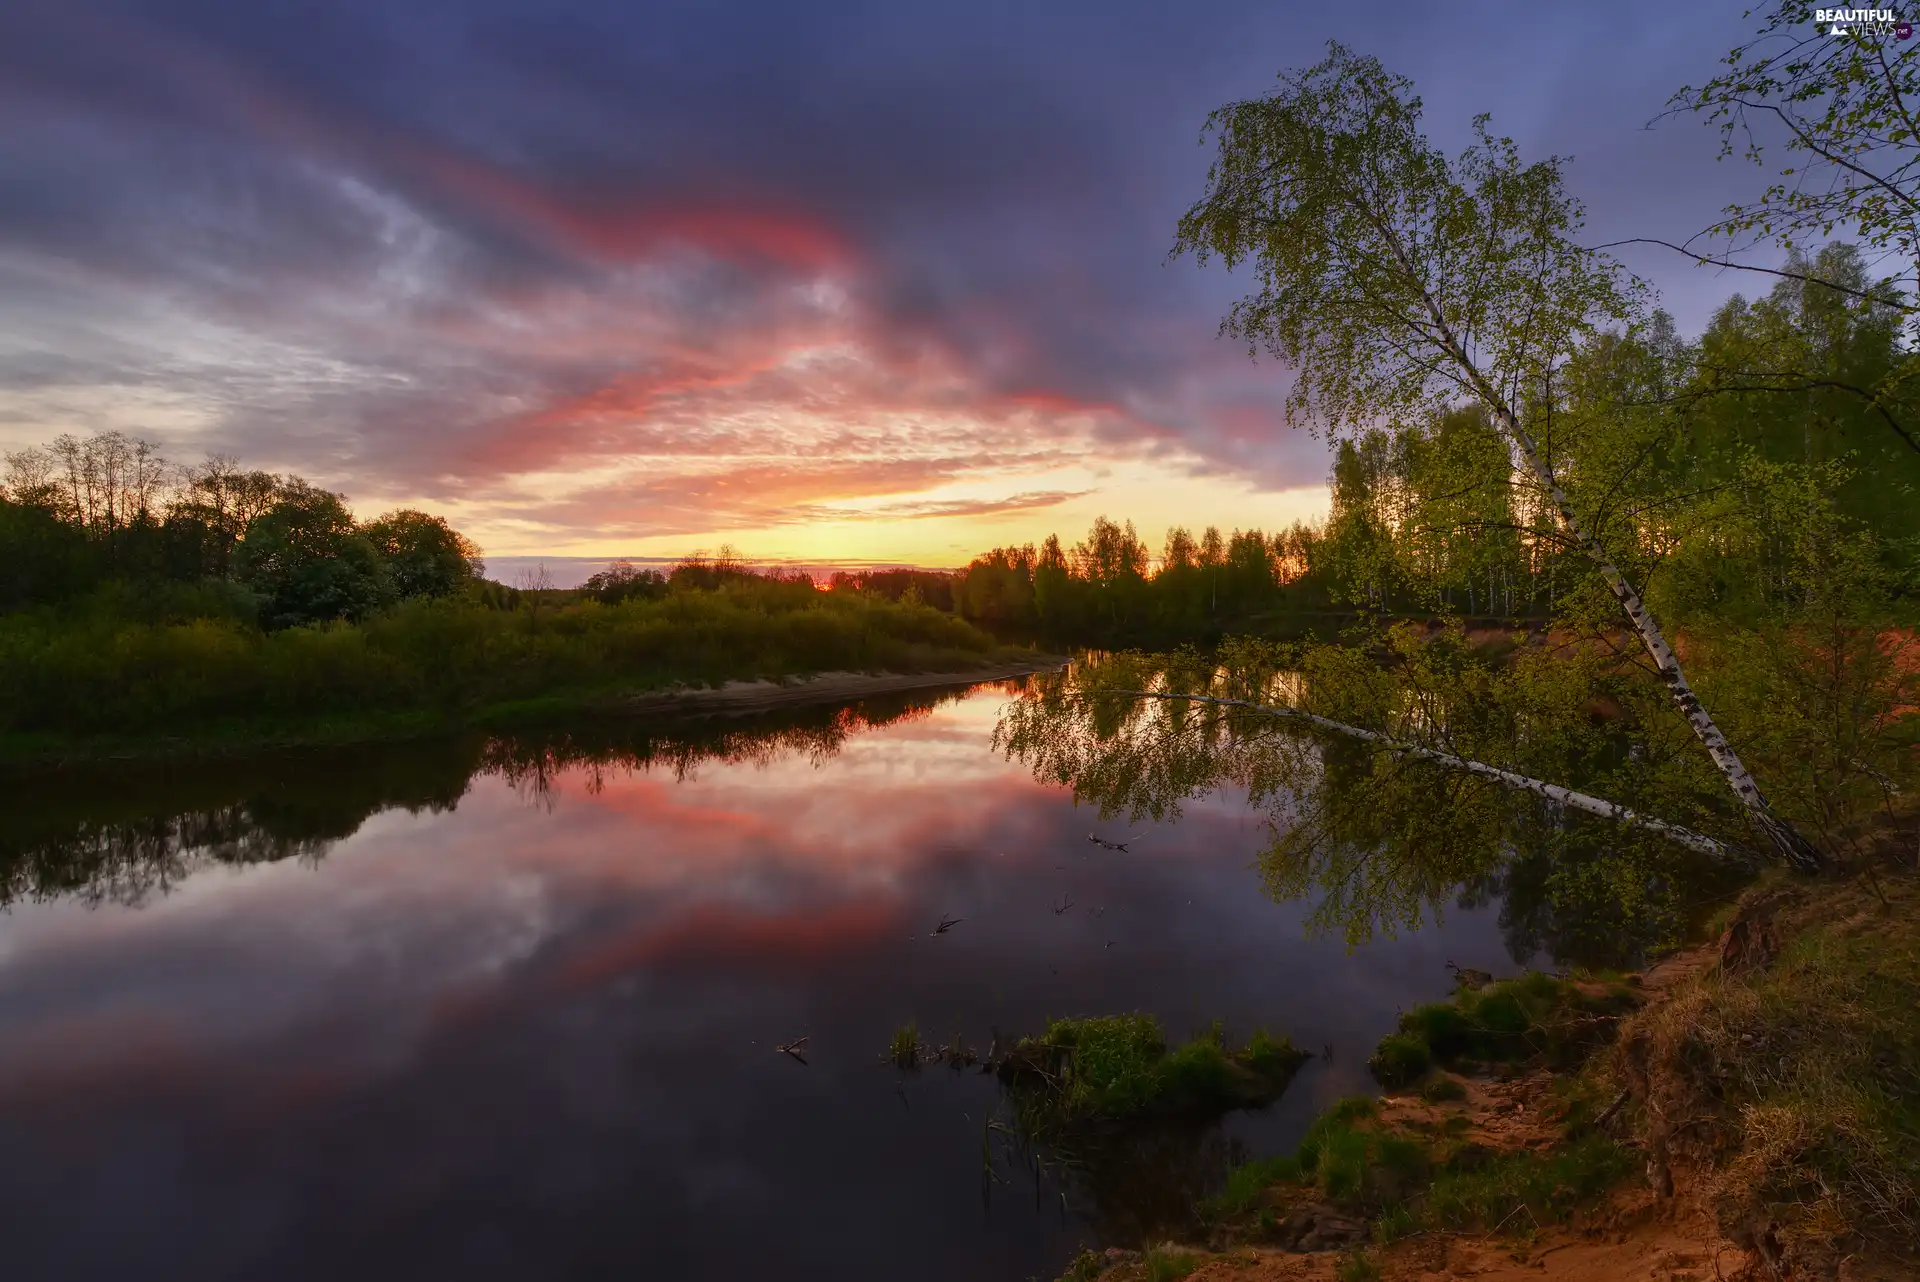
[1003,1014,1308,1127]
[1296,1108,1431,1207]
[1375,972,1640,1084]
[1424,1133,1634,1229]
[1206,1155,1304,1219]
[0,580,1008,748]
[1367,1032,1432,1088]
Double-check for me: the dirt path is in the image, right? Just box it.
[612,658,1067,717]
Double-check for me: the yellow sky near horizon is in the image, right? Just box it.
[422,459,1333,569]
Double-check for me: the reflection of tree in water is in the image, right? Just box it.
[4,808,334,908]
[0,682,1004,907]
[0,742,479,907]
[1456,838,1745,971]
[998,659,1744,968]
[482,681,1020,801]
[988,1111,1246,1247]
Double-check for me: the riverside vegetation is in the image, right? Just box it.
[1032,12,1920,1278]
[0,442,1014,758]
[1052,855,1920,1282]
[4,7,1919,1276]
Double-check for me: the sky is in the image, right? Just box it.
[0,0,1793,569]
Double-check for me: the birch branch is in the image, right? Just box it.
[1098,688,1760,867]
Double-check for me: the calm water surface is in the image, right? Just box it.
[0,680,1522,1282]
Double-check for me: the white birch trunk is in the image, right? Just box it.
[1111,689,1757,866]
[1485,406,1827,873]
[1394,270,1830,874]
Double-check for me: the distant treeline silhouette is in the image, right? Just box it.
[0,434,1010,754]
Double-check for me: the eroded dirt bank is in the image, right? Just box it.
[1070,819,1919,1282]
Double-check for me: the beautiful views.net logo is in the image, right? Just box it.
[1815,7,1915,36]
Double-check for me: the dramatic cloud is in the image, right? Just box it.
[0,0,1787,562]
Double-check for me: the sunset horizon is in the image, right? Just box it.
[1,2,1787,569]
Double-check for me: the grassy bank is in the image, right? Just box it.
[0,579,1024,761]
[998,1015,1313,1128]
[1062,830,1920,1281]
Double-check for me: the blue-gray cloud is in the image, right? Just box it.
[0,0,1788,536]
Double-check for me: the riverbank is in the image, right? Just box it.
[1065,815,1920,1282]
[612,660,1066,718]
[0,581,1065,764]
[0,657,1063,766]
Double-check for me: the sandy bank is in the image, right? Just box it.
[613,658,1069,717]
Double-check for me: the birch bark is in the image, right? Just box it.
[1413,294,1829,873]
[1109,689,1757,866]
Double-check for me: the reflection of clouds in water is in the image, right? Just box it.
[0,691,1041,1088]
[0,684,1518,1281]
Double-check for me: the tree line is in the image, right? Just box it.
[996,30,1920,883]
[1,432,484,628]
[947,244,1917,651]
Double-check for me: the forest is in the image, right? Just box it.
[1,5,1918,1277]
[0,440,1008,754]
[952,246,1917,647]
[994,27,1920,1279]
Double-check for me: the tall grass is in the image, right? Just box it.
[0,579,1007,745]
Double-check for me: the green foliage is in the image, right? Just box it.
[362,509,484,599]
[1367,1034,1432,1089]
[1379,972,1640,1080]
[1000,1015,1309,1129]
[1423,1133,1635,1231]
[582,560,669,604]
[1209,1088,1631,1250]
[1419,1075,1468,1104]
[1171,43,1632,446]
[1327,1095,1381,1123]
[888,1024,924,1071]
[0,581,1003,751]
[1205,1155,1303,1219]
[1142,1245,1199,1282]
[1244,1027,1300,1077]
[233,481,394,628]
[1672,4,1920,300]
[954,517,1330,648]
[1055,1249,1106,1282]
[1295,1108,1431,1207]
[3,432,496,630]
[0,497,101,610]
[1641,875,1920,1255]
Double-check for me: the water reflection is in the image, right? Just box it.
[0,679,1551,1282]
[998,662,1748,969]
[0,688,977,908]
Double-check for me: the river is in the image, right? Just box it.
[0,677,1536,1282]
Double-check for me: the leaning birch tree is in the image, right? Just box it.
[1169,43,1829,871]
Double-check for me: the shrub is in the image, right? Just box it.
[1368,1033,1431,1088]
[1206,1155,1303,1219]
[1424,1133,1634,1229]
[1375,972,1641,1086]
[1001,1014,1309,1128]
[0,580,1008,745]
